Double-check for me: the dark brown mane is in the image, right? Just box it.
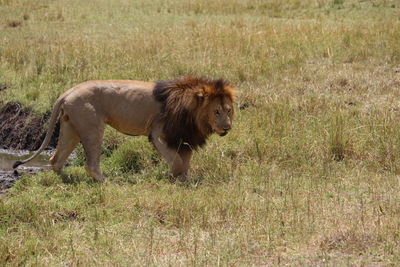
[153,76,235,151]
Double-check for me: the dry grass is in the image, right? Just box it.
[1,0,400,265]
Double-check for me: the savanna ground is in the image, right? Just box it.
[1,0,400,265]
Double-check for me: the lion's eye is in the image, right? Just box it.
[227,108,231,114]
[215,110,220,116]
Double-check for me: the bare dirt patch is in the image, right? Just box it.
[0,170,18,193]
[0,101,57,192]
[0,102,59,150]
[319,230,377,255]
[5,20,22,28]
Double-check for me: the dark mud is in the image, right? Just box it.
[0,102,58,193]
[0,149,51,193]
[0,102,59,150]
[0,171,18,192]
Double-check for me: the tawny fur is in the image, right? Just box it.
[13,77,236,182]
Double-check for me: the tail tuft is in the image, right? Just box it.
[13,160,23,169]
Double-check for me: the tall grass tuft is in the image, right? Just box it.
[328,112,349,161]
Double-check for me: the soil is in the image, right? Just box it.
[0,170,18,193]
[0,168,45,194]
[0,102,59,150]
[0,101,58,193]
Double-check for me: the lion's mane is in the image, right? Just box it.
[153,76,235,151]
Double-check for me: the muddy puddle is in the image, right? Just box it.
[0,149,51,192]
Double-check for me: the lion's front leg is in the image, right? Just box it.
[150,127,189,181]
[178,150,192,180]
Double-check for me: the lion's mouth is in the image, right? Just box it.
[219,131,228,137]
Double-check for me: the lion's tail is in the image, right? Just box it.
[13,97,65,169]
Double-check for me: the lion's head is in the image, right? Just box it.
[153,76,236,151]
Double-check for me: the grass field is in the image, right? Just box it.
[1,0,400,265]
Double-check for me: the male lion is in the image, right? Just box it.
[13,77,236,182]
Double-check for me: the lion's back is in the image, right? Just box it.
[62,80,161,136]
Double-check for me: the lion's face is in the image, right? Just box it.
[154,76,236,150]
[208,96,234,137]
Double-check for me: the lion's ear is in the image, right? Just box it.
[203,85,213,96]
[196,86,209,98]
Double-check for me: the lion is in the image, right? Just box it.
[13,77,236,182]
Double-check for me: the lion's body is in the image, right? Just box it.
[14,77,235,182]
[61,80,160,136]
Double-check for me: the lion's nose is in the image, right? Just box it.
[223,126,231,131]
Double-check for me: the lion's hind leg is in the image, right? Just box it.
[50,117,80,174]
[59,101,106,182]
[79,123,105,183]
